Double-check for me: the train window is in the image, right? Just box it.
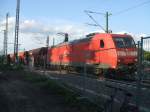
[113,37,135,48]
[123,37,136,48]
[100,40,104,48]
[113,38,124,48]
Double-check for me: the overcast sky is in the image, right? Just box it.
[0,0,150,53]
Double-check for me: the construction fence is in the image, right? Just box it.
[140,36,150,80]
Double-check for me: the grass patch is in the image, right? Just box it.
[24,71,102,112]
[0,63,23,71]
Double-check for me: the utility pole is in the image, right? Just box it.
[3,30,6,56]
[57,32,69,42]
[3,30,7,64]
[46,36,49,66]
[104,11,112,33]
[106,12,109,33]
[3,13,9,59]
[44,36,49,74]
[2,30,6,64]
[53,37,55,46]
[14,0,20,63]
[46,36,49,47]
[5,13,9,57]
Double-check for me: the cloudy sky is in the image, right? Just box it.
[0,0,150,53]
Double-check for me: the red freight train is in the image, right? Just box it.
[10,33,137,78]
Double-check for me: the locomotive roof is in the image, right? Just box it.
[51,33,132,48]
[29,47,47,55]
[53,33,98,47]
[69,36,92,44]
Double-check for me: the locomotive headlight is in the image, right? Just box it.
[125,51,137,56]
[132,51,137,56]
[133,51,137,56]
[118,59,121,62]
[134,58,138,62]
[117,51,126,56]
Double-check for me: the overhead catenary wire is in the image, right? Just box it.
[84,10,106,32]
[85,0,150,17]
[85,23,100,27]
[84,10,105,15]
[84,0,149,34]
[113,0,150,16]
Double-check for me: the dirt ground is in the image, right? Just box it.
[0,70,81,112]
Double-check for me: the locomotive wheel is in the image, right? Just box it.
[59,65,61,71]
[76,67,82,73]
[104,69,116,79]
[94,68,103,76]
[66,66,71,73]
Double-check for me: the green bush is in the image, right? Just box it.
[0,63,24,71]
[144,51,150,61]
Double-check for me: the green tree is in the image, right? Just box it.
[144,51,150,61]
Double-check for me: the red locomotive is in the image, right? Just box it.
[9,33,137,78]
[48,33,137,78]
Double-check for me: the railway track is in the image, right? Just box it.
[29,67,150,112]
[62,70,150,88]
[34,67,150,89]
[143,80,150,84]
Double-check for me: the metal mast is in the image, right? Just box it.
[14,0,20,63]
[106,12,109,33]
[5,13,9,56]
[3,30,6,56]
[3,13,9,58]
[45,36,49,70]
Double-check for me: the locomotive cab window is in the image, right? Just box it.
[100,40,104,48]
[113,37,135,48]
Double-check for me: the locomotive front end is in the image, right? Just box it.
[112,35,137,77]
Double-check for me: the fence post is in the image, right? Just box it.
[83,52,88,94]
[141,37,143,66]
[136,37,144,109]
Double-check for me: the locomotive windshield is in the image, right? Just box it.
[113,37,135,48]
